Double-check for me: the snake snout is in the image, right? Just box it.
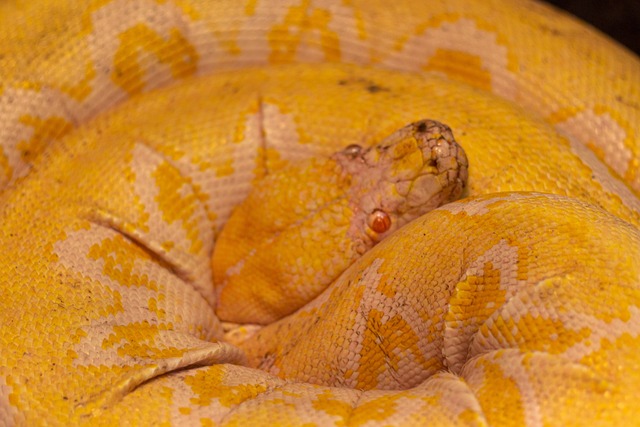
[382,119,468,232]
[409,119,469,210]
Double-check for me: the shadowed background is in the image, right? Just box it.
[548,0,640,55]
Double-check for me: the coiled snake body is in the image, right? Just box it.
[0,0,639,425]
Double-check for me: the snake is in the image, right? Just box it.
[1,0,639,425]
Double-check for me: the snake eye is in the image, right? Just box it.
[368,209,391,234]
[342,144,362,158]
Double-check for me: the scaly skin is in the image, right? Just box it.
[213,120,468,324]
[0,1,639,426]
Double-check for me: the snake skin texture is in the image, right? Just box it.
[0,0,639,425]
[213,120,469,325]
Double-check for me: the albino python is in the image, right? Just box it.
[0,0,639,425]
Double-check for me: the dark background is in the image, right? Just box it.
[547,0,640,55]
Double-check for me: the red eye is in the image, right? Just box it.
[368,210,391,233]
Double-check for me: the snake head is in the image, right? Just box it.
[333,119,468,254]
[213,119,468,324]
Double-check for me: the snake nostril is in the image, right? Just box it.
[415,121,428,133]
[368,209,391,234]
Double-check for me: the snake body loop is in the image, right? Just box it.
[0,1,639,426]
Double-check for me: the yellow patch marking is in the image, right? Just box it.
[245,0,258,16]
[112,24,198,95]
[474,356,526,426]
[152,162,204,255]
[184,368,268,408]
[17,115,74,163]
[58,62,98,101]
[427,49,492,92]
[101,321,181,359]
[311,390,354,419]
[88,234,160,290]
[350,394,404,426]
[384,16,515,96]
[358,309,430,389]
[267,1,340,64]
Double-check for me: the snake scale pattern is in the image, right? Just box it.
[0,0,640,425]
